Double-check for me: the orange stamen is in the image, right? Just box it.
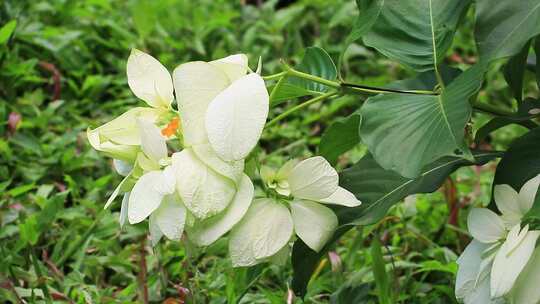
[161,117,180,137]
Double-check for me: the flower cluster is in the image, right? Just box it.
[455,174,540,304]
[87,50,359,265]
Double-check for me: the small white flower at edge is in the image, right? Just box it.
[455,174,540,303]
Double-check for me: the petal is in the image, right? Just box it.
[491,229,540,298]
[188,174,254,246]
[318,187,362,207]
[128,169,175,224]
[119,192,130,228]
[228,198,293,266]
[467,208,505,243]
[510,247,540,304]
[172,149,236,219]
[113,159,133,176]
[192,143,244,184]
[290,200,338,252]
[205,73,269,161]
[153,194,186,241]
[127,49,173,108]
[462,274,494,304]
[455,240,489,300]
[137,118,167,162]
[89,107,161,146]
[287,156,339,201]
[518,174,540,215]
[149,213,163,247]
[209,54,248,82]
[87,128,139,162]
[276,159,299,180]
[494,184,523,226]
[104,173,131,209]
[173,61,230,146]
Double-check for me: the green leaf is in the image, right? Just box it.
[0,20,17,45]
[19,215,39,245]
[343,0,384,49]
[475,0,540,63]
[362,0,470,72]
[504,40,531,102]
[475,98,540,144]
[371,237,391,304]
[268,83,313,106]
[288,46,337,92]
[318,112,361,166]
[535,37,540,90]
[291,150,501,296]
[360,89,470,178]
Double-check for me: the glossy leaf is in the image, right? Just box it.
[288,46,337,92]
[360,89,470,178]
[475,0,540,63]
[363,0,470,71]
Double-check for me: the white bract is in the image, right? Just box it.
[88,50,269,247]
[455,174,540,303]
[229,156,361,267]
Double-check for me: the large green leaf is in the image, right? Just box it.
[344,0,385,48]
[475,0,540,63]
[291,150,501,296]
[318,112,361,166]
[288,46,337,92]
[359,66,485,178]
[362,0,470,72]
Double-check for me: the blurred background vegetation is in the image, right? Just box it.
[0,0,534,303]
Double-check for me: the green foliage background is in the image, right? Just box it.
[0,0,536,303]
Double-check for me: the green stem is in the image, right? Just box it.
[284,67,341,89]
[31,247,52,304]
[266,91,338,127]
[269,73,289,103]
[341,83,438,95]
[472,101,514,116]
[262,71,287,81]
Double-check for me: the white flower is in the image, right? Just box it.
[455,174,540,302]
[91,50,269,247]
[229,156,361,267]
[509,247,540,304]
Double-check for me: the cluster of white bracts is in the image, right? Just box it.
[455,175,540,304]
[87,50,360,266]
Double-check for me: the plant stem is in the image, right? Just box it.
[284,67,341,89]
[138,236,149,304]
[341,83,438,95]
[262,71,287,81]
[30,247,52,304]
[472,101,514,116]
[266,91,338,127]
